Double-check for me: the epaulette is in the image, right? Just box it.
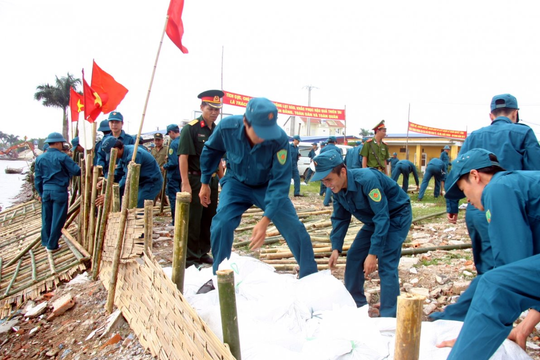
[188,119,199,126]
[365,138,373,143]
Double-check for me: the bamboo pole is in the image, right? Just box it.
[61,229,91,262]
[128,163,141,209]
[144,200,153,256]
[47,251,57,275]
[171,192,190,293]
[5,237,41,268]
[159,169,167,214]
[79,158,86,246]
[217,269,241,360]
[112,184,120,212]
[87,166,101,254]
[105,159,133,313]
[83,152,94,250]
[92,148,117,281]
[4,258,23,296]
[394,293,425,360]
[29,250,37,283]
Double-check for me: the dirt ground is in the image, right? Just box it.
[1,191,539,359]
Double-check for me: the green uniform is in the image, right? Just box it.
[178,116,219,266]
[151,145,167,167]
[360,138,389,170]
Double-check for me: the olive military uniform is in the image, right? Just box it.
[178,116,220,265]
[360,138,389,170]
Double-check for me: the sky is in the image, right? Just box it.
[2,0,540,141]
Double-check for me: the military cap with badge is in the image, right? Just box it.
[198,90,224,109]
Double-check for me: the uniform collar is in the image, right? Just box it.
[492,116,512,124]
[344,169,358,193]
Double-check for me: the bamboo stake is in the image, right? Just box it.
[92,148,117,281]
[159,169,167,214]
[112,184,120,212]
[87,166,101,254]
[171,192,190,293]
[47,251,57,275]
[105,208,127,313]
[79,158,87,249]
[105,160,133,313]
[394,293,425,360]
[29,250,37,283]
[4,258,23,296]
[128,163,141,209]
[144,200,153,256]
[83,152,94,250]
[217,269,242,360]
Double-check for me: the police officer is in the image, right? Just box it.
[417,157,445,201]
[163,124,181,225]
[179,90,223,267]
[151,132,167,169]
[431,94,540,322]
[388,152,399,173]
[361,120,389,173]
[312,151,412,317]
[304,142,318,183]
[35,132,81,252]
[290,135,302,197]
[100,137,163,208]
[199,97,317,278]
[391,159,420,192]
[435,148,540,358]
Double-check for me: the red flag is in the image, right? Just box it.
[166,0,188,53]
[69,87,84,122]
[91,61,129,114]
[83,77,102,123]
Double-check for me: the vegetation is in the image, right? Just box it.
[359,128,374,137]
[34,73,81,139]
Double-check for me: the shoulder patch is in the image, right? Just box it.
[277,149,288,165]
[365,139,373,143]
[368,188,382,202]
[188,119,199,126]
[169,148,174,155]
[486,209,491,223]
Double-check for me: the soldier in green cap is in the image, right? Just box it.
[360,120,389,174]
[179,90,225,267]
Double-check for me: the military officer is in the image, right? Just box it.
[151,132,167,169]
[391,159,420,192]
[431,94,540,322]
[179,90,223,267]
[433,148,540,358]
[35,132,81,252]
[199,97,317,278]
[290,135,302,197]
[417,157,446,201]
[163,124,182,225]
[361,120,389,173]
[100,137,163,208]
[312,151,412,316]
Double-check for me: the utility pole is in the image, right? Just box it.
[303,85,318,136]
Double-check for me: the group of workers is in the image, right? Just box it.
[36,91,540,359]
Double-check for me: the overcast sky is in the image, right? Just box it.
[2,0,540,141]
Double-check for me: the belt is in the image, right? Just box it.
[188,171,217,178]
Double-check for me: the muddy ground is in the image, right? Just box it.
[1,188,539,359]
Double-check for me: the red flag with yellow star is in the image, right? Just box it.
[83,77,102,123]
[166,0,188,53]
[91,61,128,114]
[69,87,84,122]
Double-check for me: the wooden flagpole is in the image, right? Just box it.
[406,103,411,161]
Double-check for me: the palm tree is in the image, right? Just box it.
[34,73,81,139]
[359,128,374,137]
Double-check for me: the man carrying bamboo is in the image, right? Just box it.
[311,150,412,317]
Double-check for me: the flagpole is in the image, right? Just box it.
[131,15,170,162]
[406,103,410,161]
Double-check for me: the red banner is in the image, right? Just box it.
[222,91,346,121]
[408,121,467,140]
